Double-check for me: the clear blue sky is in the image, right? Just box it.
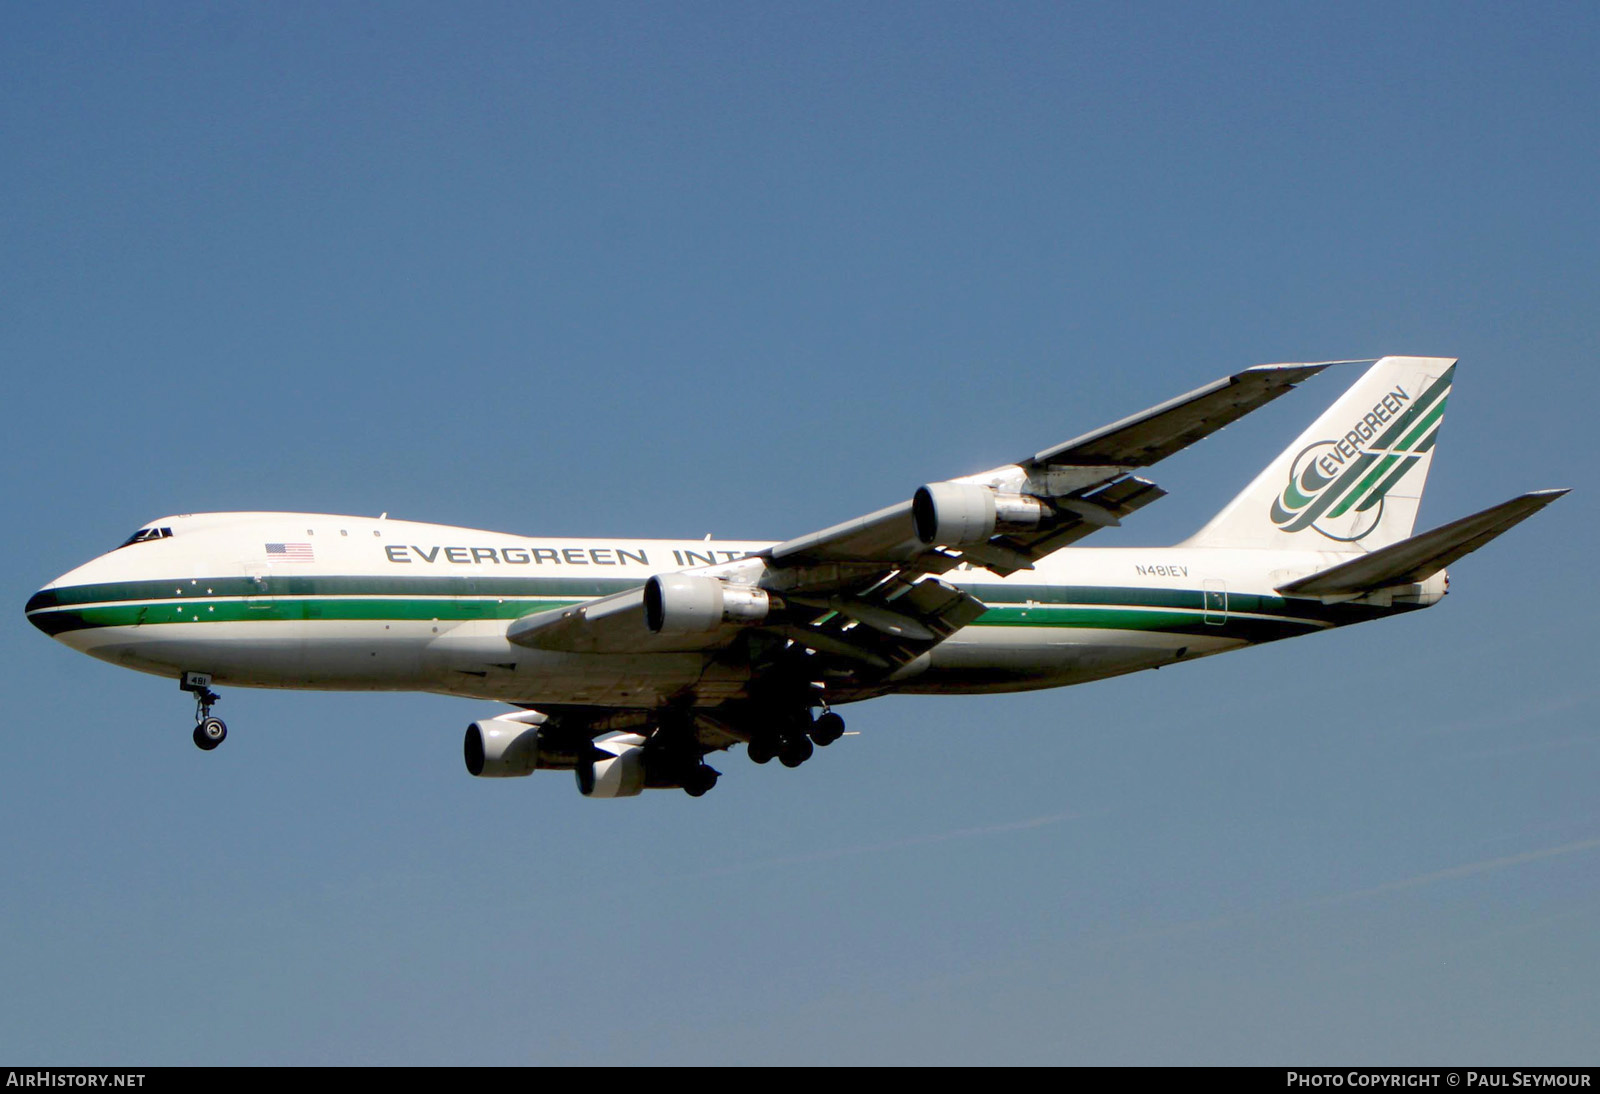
[3,2,1597,1064]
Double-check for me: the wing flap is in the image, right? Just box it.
[782,575,989,672]
[975,475,1168,576]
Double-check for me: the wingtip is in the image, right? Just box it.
[1244,358,1377,371]
[1237,360,1369,383]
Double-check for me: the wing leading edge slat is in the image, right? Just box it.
[1029,362,1345,468]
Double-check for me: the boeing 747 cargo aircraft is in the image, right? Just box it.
[26,356,1564,798]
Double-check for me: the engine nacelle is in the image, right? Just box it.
[577,742,646,797]
[913,482,1047,546]
[463,717,543,777]
[575,735,685,798]
[644,573,770,635]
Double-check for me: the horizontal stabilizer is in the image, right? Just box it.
[1276,489,1568,599]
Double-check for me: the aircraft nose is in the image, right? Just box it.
[25,586,61,636]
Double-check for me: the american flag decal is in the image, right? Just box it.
[265,542,315,562]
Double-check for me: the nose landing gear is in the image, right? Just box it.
[180,671,227,751]
[193,716,227,751]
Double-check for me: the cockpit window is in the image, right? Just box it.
[116,527,173,549]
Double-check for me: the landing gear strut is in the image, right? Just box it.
[181,671,227,751]
[649,710,720,797]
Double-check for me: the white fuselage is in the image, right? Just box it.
[28,512,1441,710]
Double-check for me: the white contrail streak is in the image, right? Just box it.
[1118,833,1600,943]
[1305,834,1600,906]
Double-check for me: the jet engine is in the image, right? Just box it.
[644,573,770,635]
[912,482,1048,546]
[463,716,543,777]
[575,735,689,798]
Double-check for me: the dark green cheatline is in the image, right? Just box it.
[26,574,1416,639]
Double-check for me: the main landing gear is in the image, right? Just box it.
[682,764,719,798]
[747,709,846,768]
[180,671,227,751]
[648,712,720,797]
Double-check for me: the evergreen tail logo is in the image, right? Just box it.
[1270,365,1453,541]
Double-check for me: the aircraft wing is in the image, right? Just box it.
[509,361,1333,676]
[1024,362,1338,468]
[765,361,1333,577]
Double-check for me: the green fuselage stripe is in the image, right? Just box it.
[28,574,644,608]
[28,575,1420,642]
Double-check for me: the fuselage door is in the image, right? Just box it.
[1203,579,1228,625]
[243,562,271,611]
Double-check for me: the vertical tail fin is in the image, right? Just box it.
[1185,356,1457,551]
